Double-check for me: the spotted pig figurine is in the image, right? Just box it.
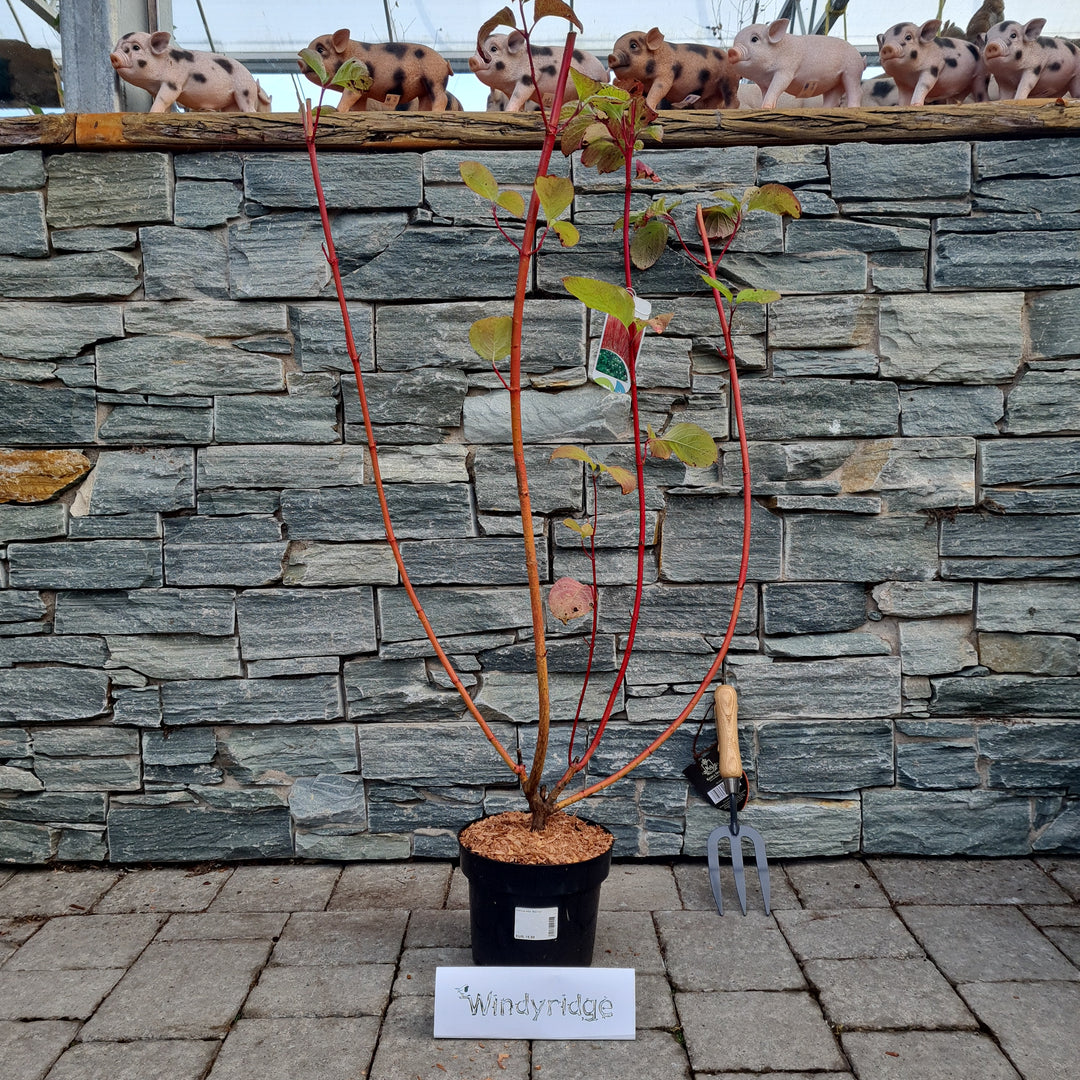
[877,20,989,105]
[299,29,452,111]
[469,31,608,112]
[981,19,1080,100]
[608,28,739,109]
[110,31,271,112]
[728,20,865,108]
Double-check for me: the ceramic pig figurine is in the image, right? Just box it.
[728,20,865,108]
[877,21,989,104]
[981,19,1080,100]
[110,32,271,112]
[299,29,452,111]
[469,31,607,112]
[607,28,739,109]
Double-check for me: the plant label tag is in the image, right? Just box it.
[684,745,730,807]
[434,965,635,1040]
[514,905,558,941]
[588,295,651,393]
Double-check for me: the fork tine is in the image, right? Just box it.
[707,826,724,915]
[729,829,748,915]
[743,824,771,915]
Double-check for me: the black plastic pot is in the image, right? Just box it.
[458,824,613,967]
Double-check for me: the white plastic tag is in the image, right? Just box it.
[513,905,558,941]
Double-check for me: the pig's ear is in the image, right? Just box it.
[645,28,665,50]
[920,20,941,43]
[767,19,789,43]
[506,30,526,55]
[332,29,352,51]
[876,32,885,48]
[149,31,171,55]
[1023,18,1046,40]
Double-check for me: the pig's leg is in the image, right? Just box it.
[821,86,844,107]
[840,72,862,108]
[644,78,674,111]
[505,84,538,111]
[908,71,938,106]
[149,84,183,112]
[1012,69,1039,99]
[760,73,794,109]
[337,88,369,111]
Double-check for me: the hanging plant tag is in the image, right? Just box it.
[435,965,635,1039]
[588,294,651,393]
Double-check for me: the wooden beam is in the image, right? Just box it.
[0,101,1076,152]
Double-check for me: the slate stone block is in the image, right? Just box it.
[879,292,1023,383]
[830,141,971,199]
[979,437,1080,488]
[236,587,376,660]
[214,392,339,444]
[762,582,867,634]
[51,227,137,251]
[99,402,214,444]
[34,756,141,792]
[97,335,285,396]
[978,633,1078,677]
[900,385,1003,436]
[757,144,828,185]
[463,382,632,444]
[1005,370,1080,435]
[366,784,481,832]
[174,180,243,228]
[218,724,358,782]
[785,513,939,582]
[862,789,1031,855]
[899,617,979,676]
[0,191,46,256]
[976,137,1080,180]
[289,301,374,374]
[142,726,216,765]
[396,537,546,585]
[895,722,979,790]
[661,494,781,582]
[424,149,569,186]
[930,674,1080,717]
[7,540,162,589]
[290,773,366,827]
[280,484,474,541]
[0,668,109,724]
[0,592,45,624]
[474,445,583,514]
[940,513,1080,559]
[78,448,195,514]
[974,178,1080,214]
[243,153,422,208]
[771,349,878,377]
[112,687,162,727]
[283,541,397,586]
[343,656,463,722]
[1028,287,1080,359]
[728,656,901,719]
[46,152,173,227]
[378,586,532,643]
[0,820,52,861]
[105,634,241,680]
[785,218,928,254]
[0,149,45,188]
[0,380,96,443]
[140,227,228,301]
[0,503,66,541]
[124,300,288,337]
[979,583,1080,634]
[0,633,108,669]
[935,229,1080,289]
[165,542,287,587]
[0,301,122,361]
[873,581,972,617]
[979,721,1080,792]
[199,445,366,490]
[1034,802,1080,852]
[357,721,518,784]
[342,369,465,428]
[161,675,343,726]
[738,378,898,439]
[756,719,894,792]
[67,514,162,540]
[107,798,293,861]
[54,588,234,636]
[0,250,140,299]
[597,582,757,636]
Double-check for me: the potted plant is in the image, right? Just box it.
[300,0,798,965]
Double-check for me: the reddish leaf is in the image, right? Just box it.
[634,158,661,182]
[476,8,517,56]
[548,577,595,624]
[533,0,584,31]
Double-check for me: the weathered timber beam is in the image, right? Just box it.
[0,101,1076,152]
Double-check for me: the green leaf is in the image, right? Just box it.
[331,58,372,93]
[581,138,625,175]
[700,274,734,302]
[535,174,575,222]
[533,0,584,30]
[598,463,637,494]
[551,219,580,247]
[700,204,739,240]
[651,422,718,468]
[495,190,526,217]
[298,48,328,86]
[734,288,781,305]
[459,161,499,201]
[569,67,606,102]
[468,316,514,363]
[561,276,635,328]
[745,183,802,219]
[561,517,595,538]
[630,217,669,270]
[560,110,594,156]
[550,445,596,466]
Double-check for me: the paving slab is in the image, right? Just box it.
[802,958,978,1030]
[0,917,45,949]
[1020,903,1080,928]
[591,910,665,973]
[328,862,452,910]
[8,914,162,970]
[207,1017,381,1080]
[696,1074,855,1080]
[242,963,394,1017]
[367,995,529,1080]
[532,1028,690,1079]
[634,972,679,1029]
[1042,925,1080,964]
[270,910,408,965]
[0,968,125,1020]
[394,947,473,996]
[600,863,681,910]
[960,980,1080,1080]
[840,1030,1020,1080]
[672,861,800,911]
[656,909,805,991]
[899,905,1080,983]
[445,867,469,909]
[402,908,470,949]
[868,858,1073,906]
[1036,857,1080,900]
[94,867,232,913]
[155,911,288,941]
[207,864,341,912]
[775,907,924,960]
[785,858,890,908]
[42,1039,218,1080]
[0,871,122,917]
[676,990,846,1073]
[0,1019,79,1080]
[78,938,273,1040]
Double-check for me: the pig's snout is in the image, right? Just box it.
[467,53,486,74]
[877,44,903,62]
[109,51,126,71]
[727,47,746,65]
[982,40,1006,60]
[608,51,628,71]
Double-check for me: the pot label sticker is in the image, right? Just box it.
[588,294,651,394]
[513,905,558,941]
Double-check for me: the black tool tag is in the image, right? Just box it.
[684,748,749,809]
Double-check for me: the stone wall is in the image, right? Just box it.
[0,130,1078,864]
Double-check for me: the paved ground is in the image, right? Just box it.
[0,856,1077,1080]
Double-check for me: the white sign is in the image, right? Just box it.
[434,966,636,1040]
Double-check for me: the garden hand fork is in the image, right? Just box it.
[707,685,771,915]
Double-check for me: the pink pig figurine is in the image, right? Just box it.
[981,19,1080,100]
[728,20,865,108]
[877,21,989,105]
[469,31,608,112]
[110,32,271,113]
